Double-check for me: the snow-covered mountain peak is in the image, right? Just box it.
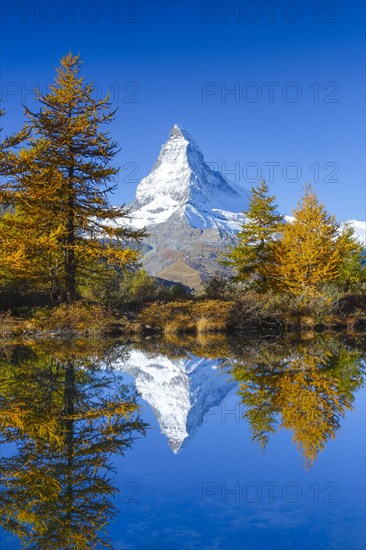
[170,123,185,137]
[168,123,195,142]
[135,123,203,206]
[131,125,251,232]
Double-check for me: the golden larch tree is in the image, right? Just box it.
[0,54,145,303]
[272,188,343,300]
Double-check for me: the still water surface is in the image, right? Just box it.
[0,334,365,549]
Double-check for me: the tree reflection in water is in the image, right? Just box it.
[0,340,147,549]
[1,334,365,548]
[129,332,365,467]
[229,336,365,468]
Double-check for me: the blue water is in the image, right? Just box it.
[0,336,365,550]
[107,391,365,550]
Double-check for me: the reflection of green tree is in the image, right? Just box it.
[230,337,365,468]
[0,341,147,549]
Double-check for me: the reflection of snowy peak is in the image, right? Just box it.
[186,357,237,448]
[130,124,251,233]
[113,349,236,453]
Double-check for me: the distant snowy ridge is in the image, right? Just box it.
[344,220,366,246]
[285,215,366,245]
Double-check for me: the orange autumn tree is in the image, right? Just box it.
[0,54,144,303]
[231,337,365,468]
[272,187,344,301]
[0,110,32,290]
[0,109,27,177]
[0,341,147,548]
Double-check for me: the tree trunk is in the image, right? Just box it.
[65,163,76,303]
[64,361,75,525]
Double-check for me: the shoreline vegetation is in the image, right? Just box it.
[1,54,366,338]
[1,291,366,339]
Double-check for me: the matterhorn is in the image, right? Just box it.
[127,124,251,288]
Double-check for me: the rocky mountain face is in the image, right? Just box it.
[112,348,237,453]
[126,125,251,288]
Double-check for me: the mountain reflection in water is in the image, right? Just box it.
[0,334,365,549]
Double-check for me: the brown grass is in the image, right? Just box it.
[0,311,15,336]
[139,300,234,334]
[31,302,112,335]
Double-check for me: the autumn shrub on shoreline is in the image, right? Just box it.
[1,289,366,337]
[139,300,234,334]
[138,290,366,335]
[30,303,112,335]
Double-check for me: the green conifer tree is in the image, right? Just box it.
[224,180,283,291]
[337,224,366,291]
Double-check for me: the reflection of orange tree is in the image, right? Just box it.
[230,338,365,468]
[0,341,147,549]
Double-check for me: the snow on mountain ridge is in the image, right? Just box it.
[344,219,366,246]
[111,348,237,453]
[131,124,251,232]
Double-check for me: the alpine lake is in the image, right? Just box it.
[0,331,365,550]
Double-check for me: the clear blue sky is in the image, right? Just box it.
[1,0,365,221]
